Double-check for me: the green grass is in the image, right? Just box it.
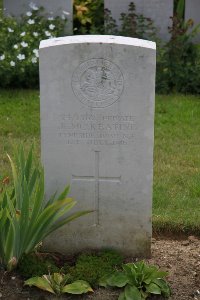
[0,90,200,236]
[0,89,40,178]
[153,94,200,235]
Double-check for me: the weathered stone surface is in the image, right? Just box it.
[39,35,156,257]
[105,0,174,40]
[185,0,200,42]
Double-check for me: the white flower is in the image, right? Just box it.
[62,10,70,16]
[20,32,26,36]
[45,31,51,37]
[26,11,32,16]
[21,41,28,47]
[27,19,35,25]
[33,49,39,57]
[13,44,18,49]
[8,27,14,32]
[31,57,37,63]
[49,24,55,30]
[17,54,25,60]
[33,32,38,37]
[0,54,5,60]
[48,16,54,21]
[29,2,39,11]
[10,61,15,67]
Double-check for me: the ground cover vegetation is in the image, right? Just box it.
[18,249,123,286]
[1,0,200,93]
[0,142,171,298]
[99,260,171,299]
[0,90,199,236]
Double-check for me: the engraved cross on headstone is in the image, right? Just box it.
[72,151,121,225]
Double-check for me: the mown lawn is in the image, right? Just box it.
[154,94,200,235]
[0,90,200,236]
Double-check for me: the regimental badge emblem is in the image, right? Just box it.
[71,58,124,108]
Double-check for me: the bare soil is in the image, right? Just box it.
[0,236,199,300]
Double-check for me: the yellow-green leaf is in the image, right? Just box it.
[24,277,55,294]
[62,280,93,294]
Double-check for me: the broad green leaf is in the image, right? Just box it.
[123,264,138,286]
[124,285,141,300]
[106,272,128,287]
[145,270,168,282]
[153,279,171,297]
[135,261,145,272]
[145,283,161,295]
[118,291,126,300]
[99,274,110,287]
[153,270,168,278]
[140,290,148,299]
[43,274,52,286]
[24,276,55,294]
[53,273,63,285]
[62,280,93,294]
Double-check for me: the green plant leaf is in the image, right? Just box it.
[47,210,93,236]
[118,291,126,300]
[144,270,168,283]
[57,185,70,201]
[140,290,148,299]
[124,285,142,300]
[106,272,128,287]
[24,276,55,294]
[176,0,185,19]
[53,273,64,285]
[153,279,171,297]
[145,282,161,294]
[0,146,92,270]
[142,264,168,284]
[62,280,93,294]
[99,274,110,287]
[123,264,138,286]
[24,145,33,182]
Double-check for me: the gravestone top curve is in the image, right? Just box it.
[39,35,156,50]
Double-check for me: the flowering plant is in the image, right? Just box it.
[0,3,67,88]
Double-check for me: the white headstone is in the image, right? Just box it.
[3,0,72,32]
[105,0,174,40]
[40,35,156,257]
[185,0,200,42]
